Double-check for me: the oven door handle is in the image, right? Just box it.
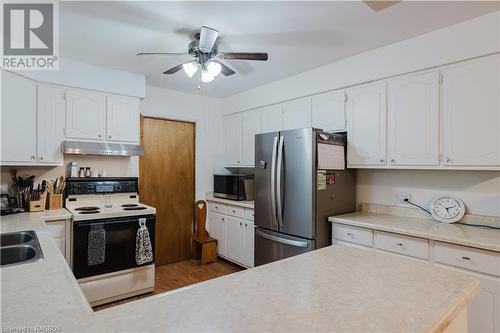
[74,218,153,228]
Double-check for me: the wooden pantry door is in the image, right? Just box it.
[140,116,195,265]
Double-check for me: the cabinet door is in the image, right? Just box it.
[346,82,387,166]
[37,84,65,164]
[243,221,255,267]
[442,55,500,167]
[387,72,440,166]
[282,97,311,130]
[260,104,283,133]
[311,90,346,132]
[65,89,106,140]
[209,212,226,257]
[467,274,500,333]
[223,113,242,165]
[106,95,140,143]
[1,71,37,163]
[225,216,245,264]
[241,110,261,166]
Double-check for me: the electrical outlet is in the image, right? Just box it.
[398,193,411,204]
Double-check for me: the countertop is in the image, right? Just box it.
[329,211,500,252]
[1,212,479,333]
[205,192,254,209]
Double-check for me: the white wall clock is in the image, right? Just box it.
[430,195,466,223]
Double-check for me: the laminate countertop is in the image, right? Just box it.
[329,211,500,252]
[205,192,254,209]
[1,212,479,333]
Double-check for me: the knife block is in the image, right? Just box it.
[29,192,47,212]
[48,193,63,210]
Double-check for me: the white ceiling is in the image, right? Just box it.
[60,1,499,98]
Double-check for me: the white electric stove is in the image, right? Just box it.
[65,177,156,307]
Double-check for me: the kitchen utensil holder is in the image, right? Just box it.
[48,193,63,210]
[29,192,47,212]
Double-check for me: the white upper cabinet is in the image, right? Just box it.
[282,97,311,130]
[1,72,37,164]
[106,95,140,143]
[311,90,346,132]
[241,110,261,166]
[442,54,500,167]
[37,84,65,164]
[346,82,387,166]
[260,104,283,133]
[224,113,242,165]
[65,89,106,141]
[387,72,440,166]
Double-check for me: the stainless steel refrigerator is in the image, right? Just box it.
[254,128,356,266]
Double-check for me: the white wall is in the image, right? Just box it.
[357,170,500,217]
[222,10,500,113]
[140,85,224,200]
[15,58,146,98]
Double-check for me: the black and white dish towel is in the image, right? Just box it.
[88,223,106,266]
[136,218,153,265]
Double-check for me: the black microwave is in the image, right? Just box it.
[214,174,254,201]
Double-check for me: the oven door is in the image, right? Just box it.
[72,215,155,279]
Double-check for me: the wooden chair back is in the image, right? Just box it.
[193,200,209,241]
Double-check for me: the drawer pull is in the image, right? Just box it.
[232,210,236,213]
[461,256,471,261]
[346,232,354,238]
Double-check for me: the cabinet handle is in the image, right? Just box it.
[98,134,102,138]
[108,135,112,139]
[390,159,395,163]
[31,155,36,160]
[379,159,385,164]
[346,232,354,238]
[39,156,43,161]
[240,222,242,226]
[221,218,224,221]
[445,157,451,163]
[461,256,471,261]
[245,223,247,227]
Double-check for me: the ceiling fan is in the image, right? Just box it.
[137,26,268,83]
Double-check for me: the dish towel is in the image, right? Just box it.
[136,218,153,265]
[87,223,106,266]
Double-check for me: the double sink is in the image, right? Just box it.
[1,230,44,267]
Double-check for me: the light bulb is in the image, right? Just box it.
[201,69,215,83]
[207,61,222,77]
[183,61,198,78]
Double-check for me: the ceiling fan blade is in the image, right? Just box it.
[199,26,219,53]
[214,61,235,76]
[137,52,186,56]
[221,52,268,61]
[163,63,185,74]
[363,1,400,12]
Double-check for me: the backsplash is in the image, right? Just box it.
[0,156,138,193]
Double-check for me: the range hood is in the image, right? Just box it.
[63,141,144,156]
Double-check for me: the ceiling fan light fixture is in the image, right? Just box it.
[183,61,199,78]
[201,69,215,83]
[207,61,222,77]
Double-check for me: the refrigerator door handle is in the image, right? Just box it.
[256,229,308,248]
[270,136,279,227]
[276,136,284,227]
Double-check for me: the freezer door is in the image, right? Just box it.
[277,128,315,239]
[254,131,279,231]
[254,228,315,266]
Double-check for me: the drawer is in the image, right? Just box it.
[332,223,373,247]
[53,237,65,256]
[432,241,500,277]
[45,220,66,238]
[244,208,254,221]
[209,202,226,215]
[374,231,429,260]
[226,205,245,219]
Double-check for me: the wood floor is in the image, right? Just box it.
[94,259,243,311]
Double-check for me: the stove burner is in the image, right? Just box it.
[121,204,139,208]
[123,206,147,211]
[75,207,100,211]
[79,210,100,214]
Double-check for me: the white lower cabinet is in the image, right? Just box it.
[45,219,70,264]
[332,222,500,333]
[207,201,254,268]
